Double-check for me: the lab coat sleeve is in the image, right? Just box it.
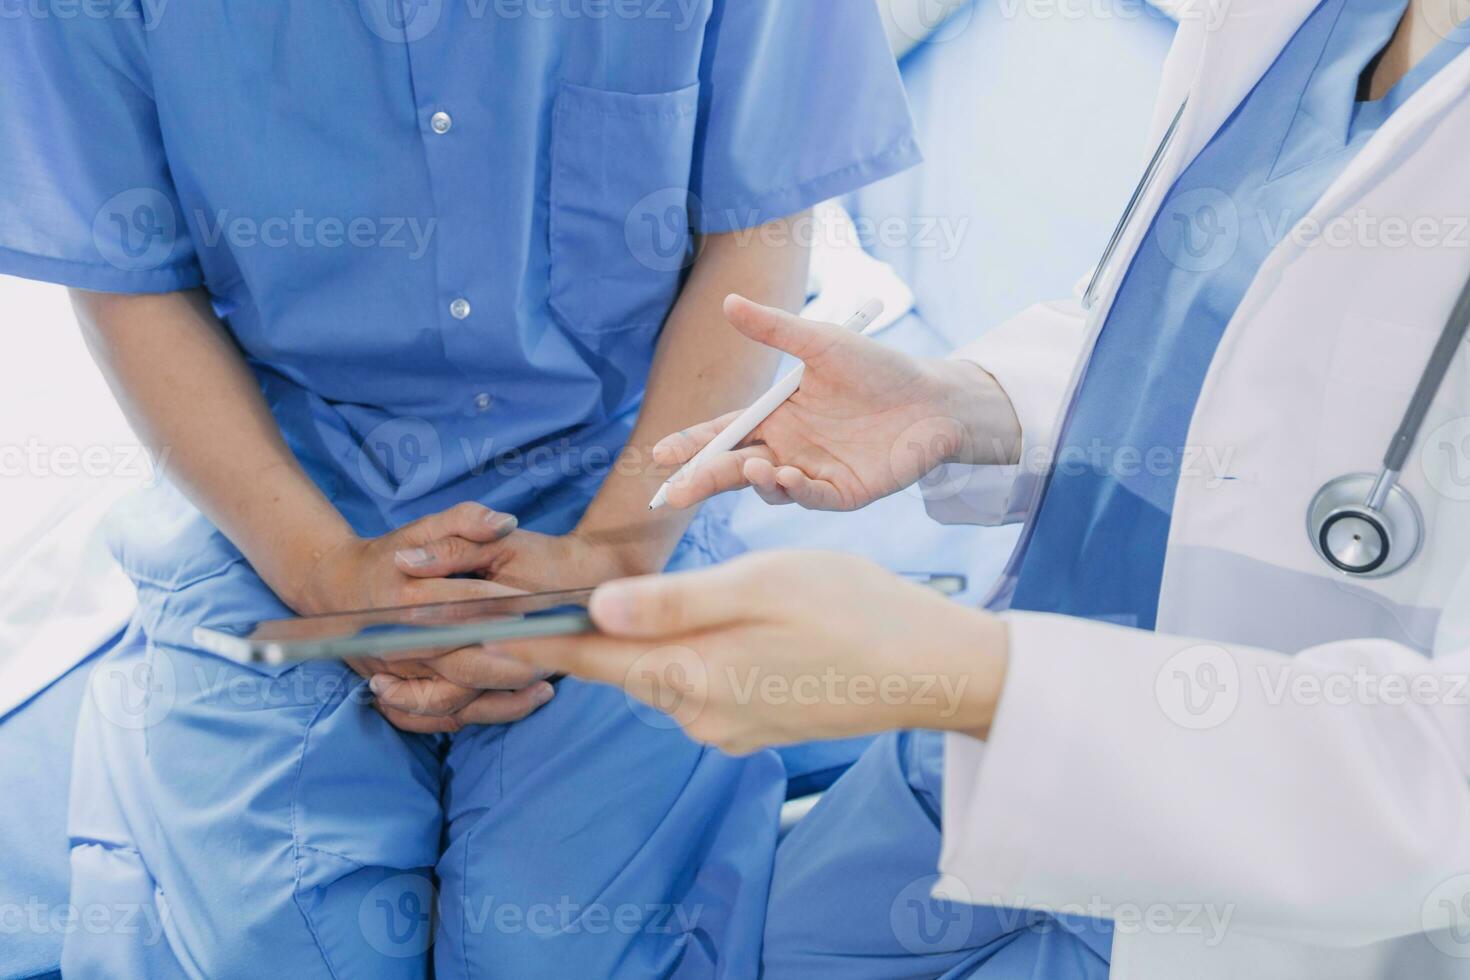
[921,299,1089,527]
[936,611,1470,949]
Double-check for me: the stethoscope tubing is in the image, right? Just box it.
[1384,268,1470,475]
[1091,94,1470,577]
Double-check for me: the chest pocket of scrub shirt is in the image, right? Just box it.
[549,81,702,336]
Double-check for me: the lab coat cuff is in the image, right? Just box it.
[922,300,1086,526]
[920,462,1035,527]
[935,611,1114,905]
[919,348,1040,527]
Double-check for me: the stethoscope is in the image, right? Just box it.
[1085,98,1470,580]
[1306,277,1470,578]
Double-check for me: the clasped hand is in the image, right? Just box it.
[294,502,631,733]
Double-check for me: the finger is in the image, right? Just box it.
[489,633,650,688]
[751,484,794,506]
[663,445,774,510]
[429,644,551,691]
[774,466,852,512]
[401,577,522,607]
[454,682,556,726]
[394,535,510,578]
[398,502,519,548]
[349,656,438,680]
[743,457,794,506]
[723,294,852,363]
[652,411,743,467]
[369,673,480,717]
[345,657,379,682]
[588,563,754,639]
[374,702,464,734]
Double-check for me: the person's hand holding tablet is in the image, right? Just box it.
[493,552,1011,755]
[297,501,556,732]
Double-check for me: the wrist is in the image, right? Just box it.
[930,358,1022,468]
[904,605,1010,741]
[565,527,665,583]
[274,527,364,615]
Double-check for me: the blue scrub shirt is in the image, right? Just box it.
[0,0,920,651]
[1010,0,1469,630]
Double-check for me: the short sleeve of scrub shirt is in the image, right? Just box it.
[0,7,202,293]
[0,0,922,649]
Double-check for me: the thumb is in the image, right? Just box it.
[589,564,752,639]
[723,294,850,364]
[397,502,518,548]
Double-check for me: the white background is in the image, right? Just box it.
[0,276,141,560]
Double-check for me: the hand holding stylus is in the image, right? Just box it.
[650,294,1019,512]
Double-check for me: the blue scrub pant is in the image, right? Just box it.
[61,531,785,979]
[764,732,1112,979]
[0,643,116,980]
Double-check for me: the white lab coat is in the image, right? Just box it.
[923,2,1470,977]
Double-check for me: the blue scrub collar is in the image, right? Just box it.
[1353,1,1470,129]
[1273,0,1469,176]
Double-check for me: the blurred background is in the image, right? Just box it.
[0,279,137,560]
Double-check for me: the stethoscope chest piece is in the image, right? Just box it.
[1302,257,1470,579]
[1307,473,1424,578]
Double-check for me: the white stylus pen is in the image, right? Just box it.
[649,298,885,511]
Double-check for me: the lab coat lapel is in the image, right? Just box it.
[989,1,1328,611]
[1094,0,1321,321]
[1082,0,1323,341]
[1168,0,1322,163]
[1306,40,1470,227]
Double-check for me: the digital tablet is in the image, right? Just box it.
[193,589,597,666]
[192,574,968,667]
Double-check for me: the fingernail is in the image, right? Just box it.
[488,513,518,538]
[590,582,634,632]
[395,548,433,569]
[531,682,555,706]
[369,675,390,696]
